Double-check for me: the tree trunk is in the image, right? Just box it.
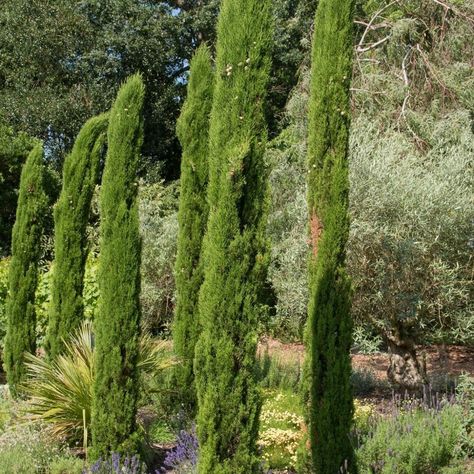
[387,338,427,389]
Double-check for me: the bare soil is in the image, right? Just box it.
[259,338,474,382]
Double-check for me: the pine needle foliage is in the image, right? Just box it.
[4,142,48,397]
[173,45,213,416]
[302,0,357,473]
[193,1,273,472]
[91,74,145,458]
[47,113,108,360]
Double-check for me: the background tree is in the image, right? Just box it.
[46,113,108,359]
[91,74,145,457]
[4,143,48,397]
[173,45,213,415]
[0,0,314,181]
[302,0,356,473]
[0,124,37,256]
[193,0,273,471]
[0,0,218,178]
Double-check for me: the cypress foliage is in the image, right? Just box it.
[194,1,273,472]
[47,114,108,359]
[4,143,48,397]
[173,45,213,415]
[91,74,145,457]
[302,0,357,473]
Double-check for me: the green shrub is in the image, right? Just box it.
[173,44,213,417]
[49,456,84,474]
[302,0,356,471]
[352,326,384,355]
[0,444,38,473]
[193,0,273,471]
[351,368,380,397]
[147,419,174,444]
[47,113,107,359]
[357,404,463,474]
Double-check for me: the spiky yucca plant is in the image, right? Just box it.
[23,321,175,446]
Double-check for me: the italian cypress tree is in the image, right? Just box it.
[91,74,145,457]
[173,45,213,415]
[4,143,48,397]
[302,0,357,473]
[193,1,273,472]
[47,114,108,359]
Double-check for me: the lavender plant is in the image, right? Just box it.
[160,426,198,473]
[85,453,146,474]
[356,393,463,474]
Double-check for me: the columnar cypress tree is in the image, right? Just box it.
[193,1,273,472]
[173,45,213,415]
[91,74,145,457]
[302,0,356,473]
[47,114,108,359]
[4,143,48,397]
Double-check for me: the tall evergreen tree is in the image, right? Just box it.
[47,113,108,359]
[173,45,213,415]
[193,1,273,472]
[91,74,145,457]
[302,0,356,473]
[4,142,48,397]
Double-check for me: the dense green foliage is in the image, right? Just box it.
[91,75,145,457]
[349,113,474,364]
[4,143,48,397]
[303,0,356,472]
[193,0,273,471]
[0,125,37,256]
[173,45,213,415]
[47,114,108,359]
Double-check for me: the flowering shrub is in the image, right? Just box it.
[353,400,375,436]
[356,403,462,473]
[258,390,304,471]
[85,453,146,474]
[0,420,69,472]
[160,425,198,473]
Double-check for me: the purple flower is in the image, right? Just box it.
[84,453,145,474]
[160,425,198,473]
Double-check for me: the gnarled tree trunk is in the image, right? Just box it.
[387,336,427,390]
